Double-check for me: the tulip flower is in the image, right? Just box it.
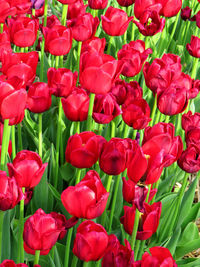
[58,0,78,4]
[0,171,23,211]
[73,220,109,261]
[181,6,192,21]
[118,40,152,77]
[0,0,16,23]
[7,150,48,189]
[182,111,200,132]
[81,37,106,54]
[67,0,88,19]
[116,0,135,7]
[88,0,108,9]
[8,0,32,15]
[61,170,109,219]
[178,144,200,173]
[186,36,200,58]
[185,126,200,147]
[45,15,61,29]
[101,6,133,36]
[0,26,12,61]
[0,259,32,266]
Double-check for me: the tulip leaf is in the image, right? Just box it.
[48,183,61,202]
[60,163,76,182]
[37,52,50,83]
[181,202,200,230]
[1,211,11,260]
[114,176,123,219]
[178,222,199,245]
[176,258,200,267]
[165,228,181,256]
[54,246,62,267]
[175,238,200,259]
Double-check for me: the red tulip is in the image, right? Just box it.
[58,0,78,4]
[27,82,52,113]
[65,131,106,168]
[0,0,16,23]
[118,40,152,77]
[116,0,135,7]
[186,36,200,58]
[81,37,106,54]
[0,260,30,267]
[45,15,61,29]
[79,51,123,94]
[101,6,133,36]
[0,26,12,62]
[0,171,23,211]
[67,0,88,20]
[67,13,99,42]
[93,93,122,124]
[8,0,32,15]
[181,6,192,21]
[159,0,182,18]
[62,87,89,121]
[185,127,200,147]
[7,150,48,189]
[43,25,72,56]
[7,17,39,47]
[73,220,109,261]
[178,145,200,173]
[182,111,200,132]
[61,170,109,219]
[88,0,108,9]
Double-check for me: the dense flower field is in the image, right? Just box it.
[0,0,200,266]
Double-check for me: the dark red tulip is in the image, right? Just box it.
[93,93,122,124]
[122,98,151,129]
[61,170,109,219]
[73,220,109,262]
[27,82,52,113]
[79,51,123,94]
[67,0,88,20]
[58,0,78,4]
[186,36,200,58]
[116,0,135,7]
[192,10,200,28]
[185,127,200,147]
[118,40,152,77]
[23,209,66,255]
[67,13,99,42]
[0,171,23,211]
[43,25,72,56]
[45,15,61,29]
[133,10,165,36]
[1,51,38,88]
[181,6,192,21]
[102,235,134,267]
[7,150,48,189]
[178,145,200,173]
[0,81,27,125]
[7,17,39,47]
[24,188,33,205]
[182,111,200,132]
[81,37,106,54]
[0,259,30,267]
[47,68,78,98]
[101,6,133,36]
[0,26,12,62]
[0,0,16,23]
[62,87,89,121]
[120,202,162,239]
[65,131,106,168]
[88,0,108,9]
[140,246,177,266]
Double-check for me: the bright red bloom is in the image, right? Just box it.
[101,6,133,36]
[58,0,78,4]
[8,0,32,15]
[118,40,152,77]
[67,0,88,20]
[186,36,200,58]
[178,145,200,173]
[120,202,162,239]
[116,0,135,7]
[62,87,89,121]
[0,26,12,62]
[93,93,121,124]
[133,10,165,36]
[7,150,48,189]
[102,235,134,267]
[27,82,52,113]
[45,15,61,29]
[88,0,108,9]
[79,51,123,94]
[1,51,38,88]
[65,131,106,168]
[7,17,39,47]
[185,127,200,147]
[0,260,30,267]
[140,246,177,266]
[73,220,109,262]
[43,25,72,56]
[61,170,109,219]
[181,6,192,21]
[0,0,16,23]
[182,111,200,132]
[81,37,106,54]
[67,13,99,42]
[122,98,151,129]
[47,68,77,98]
[0,171,23,211]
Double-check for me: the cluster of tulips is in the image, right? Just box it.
[0,0,200,266]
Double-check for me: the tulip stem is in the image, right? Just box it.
[77,41,82,73]
[130,208,140,250]
[134,239,140,260]
[107,36,113,55]
[0,23,3,33]
[0,211,4,262]
[38,113,43,158]
[150,94,157,127]
[87,93,95,131]
[166,12,180,51]
[1,119,11,170]
[43,0,48,27]
[145,184,151,202]
[17,124,23,151]
[111,120,115,138]
[61,4,68,26]
[55,98,62,189]
[75,168,82,184]
[18,187,25,263]
[101,175,113,227]
[137,240,145,260]
[34,250,40,265]
[191,57,199,79]
[71,255,78,267]
[64,228,73,267]
[11,125,16,160]
[108,174,121,231]
[83,262,89,267]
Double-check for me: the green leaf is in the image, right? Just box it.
[60,163,76,182]
[176,258,200,267]
[2,211,11,260]
[114,176,123,219]
[165,228,181,256]
[181,202,200,230]
[178,222,199,245]
[175,238,200,259]
[48,183,61,202]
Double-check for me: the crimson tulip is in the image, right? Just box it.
[88,0,108,9]
[7,150,48,189]
[73,220,109,261]
[61,170,109,219]
[178,145,200,173]
[67,0,88,19]
[186,36,200,58]
[0,171,23,211]
[45,15,61,29]
[62,87,89,121]
[0,260,31,267]
[118,40,152,77]
[0,26,12,62]
[101,6,133,36]
[58,0,78,4]
[182,111,200,132]
[43,25,72,56]
[81,37,106,54]
[0,0,16,23]
[116,0,135,7]
[65,131,106,168]
[185,127,200,147]
[67,13,99,42]
[181,6,192,21]
[8,0,32,15]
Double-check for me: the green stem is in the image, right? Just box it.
[83,262,89,267]
[0,23,3,33]
[150,94,157,127]
[55,55,59,69]
[43,0,48,27]
[123,124,129,138]
[71,255,78,267]
[1,119,10,170]
[34,250,40,265]
[166,12,180,51]
[87,93,95,131]
[11,125,16,160]
[107,36,113,55]
[0,211,4,263]
[38,113,43,158]
[54,98,62,188]
[17,124,23,151]
[150,180,159,204]
[18,187,25,263]
[131,22,135,41]
[191,57,199,79]
[145,184,151,202]
[77,41,82,73]
[40,38,45,81]
[130,208,140,250]
[75,168,82,184]
[110,120,115,138]
[32,8,35,16]
[101,175,113,226]
[108,174,121,231]
[61,4,68,26]
[134,240,140,261]
[137,240,145,260]
[64,228,73,267]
